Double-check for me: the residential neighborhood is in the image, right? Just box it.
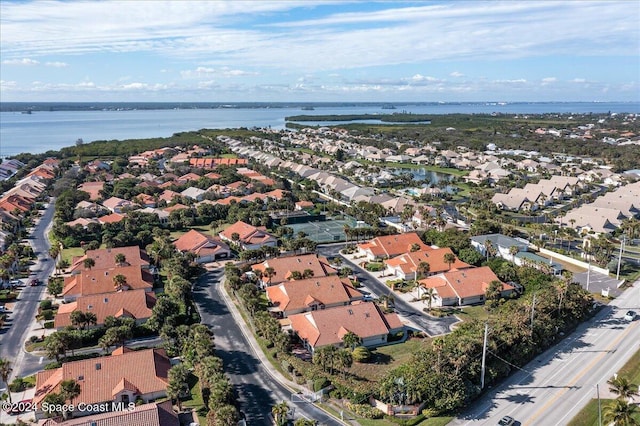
[0,111,638,426]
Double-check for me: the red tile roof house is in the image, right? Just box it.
[252,254,337,287]
[33,348,171,420]
[174,229,231,263]
[69,246,151,274]
[288,302,405,354]
[357,232,428,261]
[54,289,156,329]
[418,266,515,307]
[384,248,471,281]
[39,400,179,426]
[265,275,363,317]
[62,265,154,303]
[219,220,278,250]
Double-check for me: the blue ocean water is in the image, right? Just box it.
[0,102,638,157]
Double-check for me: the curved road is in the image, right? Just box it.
[193,267,341,426]
[0,199,56,379]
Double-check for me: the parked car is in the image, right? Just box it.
[498,416,515,426]
[29,278,40,286]
[624,311,636,321]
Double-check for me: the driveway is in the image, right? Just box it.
[316,244,459,336]
[574,270,624,298]
[193,267,342,425]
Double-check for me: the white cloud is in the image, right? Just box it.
[542,77,557,83]
[572,78,587,83]
[181,66,257,79]
[450,71,464,77]
[45,61,68,67]
[2,58,39,65]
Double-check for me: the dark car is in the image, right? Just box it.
[498,416,515,426]
[29,278,40,286]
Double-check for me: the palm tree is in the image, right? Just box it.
[114,253,126,266]
[443,253,456,271]
[83,257,95,270]
[341,331,361,350]
[264,267,276,286]
[508,245,519,261]
[271,401,290,426]
[414,261,430,297]
[603,399,639,426]
[60,379,81,406]
[0,358,13,403]
[484,240,496,260]
[608,376,639,401]
[421,287,436,310]
[113,274,127,291]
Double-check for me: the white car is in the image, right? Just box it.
[624,311,636,321]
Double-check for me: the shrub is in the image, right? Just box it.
[345,402,384,419]
[352,346,371,363]
[9,377,27,392]
[39,300,53,310]
[365,262,383,272]
[313,377,329,392]
[29,335,40,343]
[44,321,54,329]
[41,309,54,321]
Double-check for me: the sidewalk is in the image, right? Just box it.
[218,276,352,425]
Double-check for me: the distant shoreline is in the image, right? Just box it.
[2,101,638,113]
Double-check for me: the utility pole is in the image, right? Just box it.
[481,322,489,389]
[616,234,625,280]
[597,384,602,426]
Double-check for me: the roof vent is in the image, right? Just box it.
[95,363,101,370]
[348,309,353,315]
[87,304,93,309]
[78,375,84,381]
[104,271,109,276]
[104,298,108,303]
[365,313,370,318]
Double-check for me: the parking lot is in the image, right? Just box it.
[573,270,624,298]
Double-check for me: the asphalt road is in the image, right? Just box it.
[193,267,341,426]
[450,279,640,426]
[0,200,56,379]
[316,244,458,336]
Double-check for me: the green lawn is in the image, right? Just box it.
[569,349,640,425]
[357,417,452,426]
[348,338,428,381]
[182,373,208,426]
[618,348,640,387]
[60,246,85,263]
[568,399,640,426]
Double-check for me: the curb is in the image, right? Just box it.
[217,276,349,426]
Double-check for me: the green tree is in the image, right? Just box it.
[485,280,503,311]
[603,399,639,426]
[607,376,639,401]
[341,331,361,350]
[115,253,127,266]
[60,379,81,419]
[83,257,95,270]
[443,252,457,271]
[271,401,290,426]
[113,274,127,291]
[167,363,189,411]
[0,358,13,403]
[47,278,64,298]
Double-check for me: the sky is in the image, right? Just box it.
[1,1,639,103]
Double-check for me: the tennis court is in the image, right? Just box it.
[287,217,357,243]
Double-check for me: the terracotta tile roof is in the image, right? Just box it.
[102,197,133,212]
[174,229,230,258]
[288,303,404,348]
[97,213,126,224]
[159,190,181,203]
[163,203,189,213]
[419,266,513,301]
[385,248,470,276]
[253,254,336,284]
[34,349,171,408]
[54,289,156,328]
[204,172,222,179]
[265,189,287,200]
[266,275,362,315]
[62,265,154,298]
[71,246,150,272]
[220,220,277,247]
[77,182,105,201]
[38,400,179,426]
[176,172,201,182]
[358,232,428,258]
[189,158,247,168]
